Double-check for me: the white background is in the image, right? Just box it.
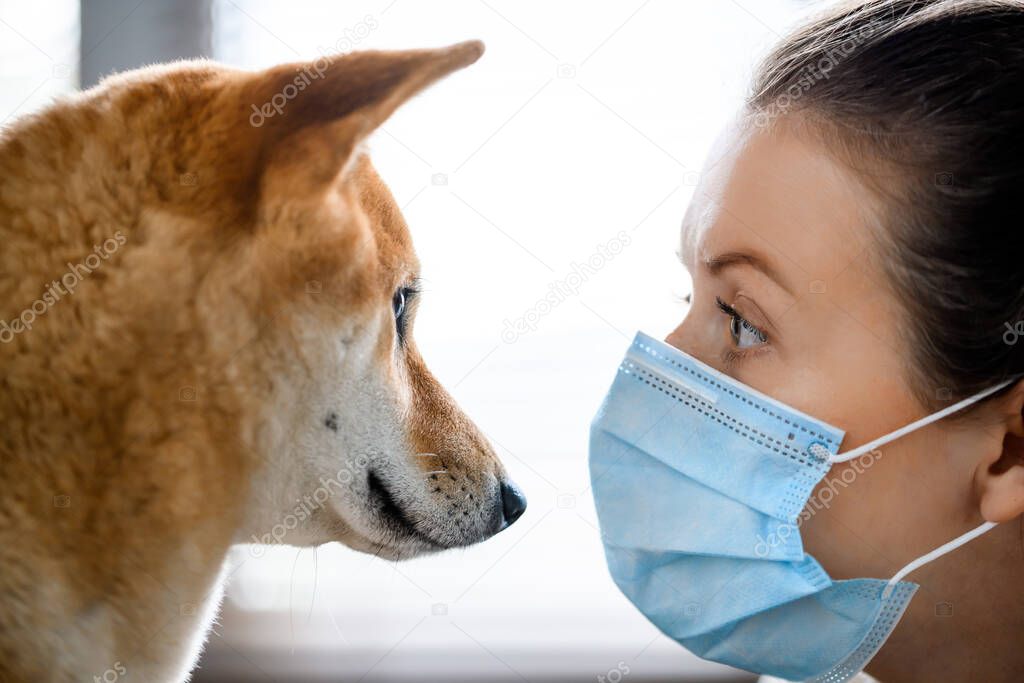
[1,1,820,680]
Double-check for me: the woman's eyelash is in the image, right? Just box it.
[714,296,743,322]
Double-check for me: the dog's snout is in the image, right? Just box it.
[499,481,527,528]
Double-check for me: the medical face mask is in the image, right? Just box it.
[589,332,1009,682]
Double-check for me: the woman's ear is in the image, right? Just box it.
[974,379,1024,523]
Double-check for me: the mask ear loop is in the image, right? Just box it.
[825,379,1016,465]
[807,379,1015,599]
[882,521,997,599]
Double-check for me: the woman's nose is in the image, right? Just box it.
[665,319,690,354]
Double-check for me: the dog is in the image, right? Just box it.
[0,40,526,682]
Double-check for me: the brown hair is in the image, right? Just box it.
[748,0,1024,407]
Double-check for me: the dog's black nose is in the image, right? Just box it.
[500,481,527,527]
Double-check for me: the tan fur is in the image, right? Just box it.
[0,42,514,682]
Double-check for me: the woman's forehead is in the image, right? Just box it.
[678,119,744,267]
[680,115,876,285]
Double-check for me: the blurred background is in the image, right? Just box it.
[1,1,823,680]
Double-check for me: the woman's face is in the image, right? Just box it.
[666,114,1019,679]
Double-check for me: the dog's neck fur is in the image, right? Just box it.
[0,103,261,681]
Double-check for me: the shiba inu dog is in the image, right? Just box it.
[0,40,526,682]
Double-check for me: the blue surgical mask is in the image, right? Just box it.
[589,332,1008,682]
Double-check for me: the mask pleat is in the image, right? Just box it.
[598,334,844,523]
[590,428,805,562]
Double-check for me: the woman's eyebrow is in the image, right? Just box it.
[704,251,794,295]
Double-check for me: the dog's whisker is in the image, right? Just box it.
[307,547,318,625]
[425,470,448,475]
[288,547,302,654]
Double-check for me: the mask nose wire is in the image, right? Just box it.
[881,521,998,599]
[824,379,1017,465]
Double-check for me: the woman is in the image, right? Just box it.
[589,1,1024,682]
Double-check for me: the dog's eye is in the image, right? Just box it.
[392,284,419,342]
[392,288,407,320]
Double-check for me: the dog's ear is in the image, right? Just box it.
[245,41,484,194]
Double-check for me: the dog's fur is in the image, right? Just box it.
[0,41,518,682]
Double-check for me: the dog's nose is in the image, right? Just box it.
[500,481,527,528]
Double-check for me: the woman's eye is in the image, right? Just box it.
[716,297,767,349]
[730,314,766,348]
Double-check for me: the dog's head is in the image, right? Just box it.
[4,42,525,560]
[232,42,527,559]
